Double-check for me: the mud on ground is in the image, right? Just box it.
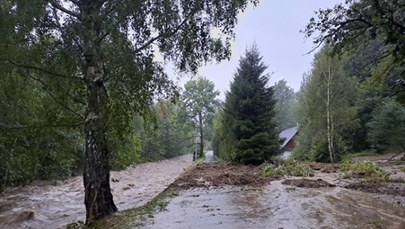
[345,182,405,196]
[282,178,336,188]
[169,162,275,190]
[169,154,405,197]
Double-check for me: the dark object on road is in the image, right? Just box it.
[282,179,336,188]
[169,162,274,190]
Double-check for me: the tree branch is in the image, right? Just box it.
[0,121,85,130]
[27,73,85,119]
[134,13,192,54]
[1,59,84,81]
[47,0,81,20]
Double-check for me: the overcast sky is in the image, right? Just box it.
[172,0,344,100]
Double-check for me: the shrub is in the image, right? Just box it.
[340,161,389,182]
[261,160,312,177]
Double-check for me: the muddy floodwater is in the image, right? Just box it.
[142,182,405,229]
[135,154,405,229]
[0,154,193,229]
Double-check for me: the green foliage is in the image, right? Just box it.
[341,150,379,161]
[110,134,142,170]
[180,78,220,157]
[261,161,312,177]
[294,47,358,162]
[213,111,236,161]
[340,161,389,182]
[136,101,194,162]
[367,221,386,229]
[273,80,297,132]
[0,68,84,186]
[304,0,404,61]
[217,45,280,165]
[304,0,405,104]
[1,2,257,218]
[367,98,405,153]
[195,157,206,165]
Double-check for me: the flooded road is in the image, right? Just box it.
[0,154,193,229]
[205,150,218,162]
[142,182,405,229]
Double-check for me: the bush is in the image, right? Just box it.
[261,160,312,177]
[110,134,142,170]
[367,98,405,153]
[340,161,389,182]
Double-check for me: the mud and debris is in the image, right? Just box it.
[306,162,340,173]
[133,153,405,229]
[282,178,336,188]
[345,182,405,196]
[169,163,275,190]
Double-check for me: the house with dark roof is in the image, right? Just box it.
[279,126,299,159]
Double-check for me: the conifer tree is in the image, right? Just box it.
[222,46,279,165]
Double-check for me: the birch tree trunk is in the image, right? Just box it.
[198,112,204,158]
[325,62,335,163]
[81,2,117,222]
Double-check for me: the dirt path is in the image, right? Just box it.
[0,154,193,229]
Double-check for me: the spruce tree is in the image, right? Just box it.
[222,46,279,165]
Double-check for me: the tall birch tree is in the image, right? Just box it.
[0,0,257,222]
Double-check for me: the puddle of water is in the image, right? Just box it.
[141,181,405,229]
[0,154,193,229]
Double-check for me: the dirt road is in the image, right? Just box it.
[0,154,193,229]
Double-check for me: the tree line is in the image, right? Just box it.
[295,0,405,162]
[1,0,403,224]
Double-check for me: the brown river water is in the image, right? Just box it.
[0,154,193,229]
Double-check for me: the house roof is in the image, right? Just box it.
[279,126,298,148]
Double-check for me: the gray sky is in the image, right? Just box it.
[173,0,344,99]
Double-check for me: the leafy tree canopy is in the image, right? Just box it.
[303,0,405,104]
[0,0,258,222]
[273,80,297,132]
[180,77,220,158]
[304,0,404,60]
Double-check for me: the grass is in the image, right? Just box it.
[261,160,312,177]
[400,166,405,173]
[65,189,177,229]
[341,150,379,161]
[195,157,205,165]
[106,190,177,229]
[367,220,386,229]
[340,160,390,182]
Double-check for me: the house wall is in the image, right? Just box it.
[284,136,296,151]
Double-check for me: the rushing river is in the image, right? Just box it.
[0,154,193,229]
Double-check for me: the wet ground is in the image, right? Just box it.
[2,153,405,229]
[0,154,193,229]
[131,153,405,229]
[205,150,218,162]
[142,184,405,229]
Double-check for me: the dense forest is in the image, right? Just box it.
[0,0,404,225]
[295,0,404,162]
